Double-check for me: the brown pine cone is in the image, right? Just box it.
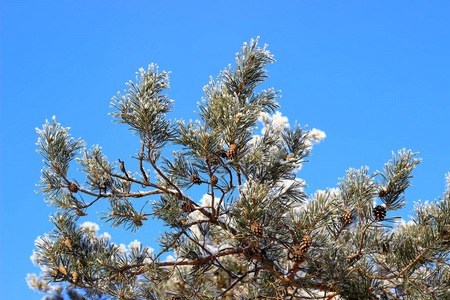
[132,214,147,227]
[216,148,228,158]
[378,186,388,198]
[288,247,304,263]
[58,265,68,276]
[288,235,312,263]
[244,240,260,257]
[68,182,79,193]
[207,155,219,164]
[181,202,195,213]
[251,222,263,237]
[75,209,87,216]
[373,205,387,221]
[227,143,237,159]
[189,174,201,185]
[64,238,73,251]
[342,209,353,226]
[210,175,218,186]
[72,271,79,284]
[299,234,312,253]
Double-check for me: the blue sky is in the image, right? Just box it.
[1,1,450,298]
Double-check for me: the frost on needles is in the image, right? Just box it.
[28,38,450,300]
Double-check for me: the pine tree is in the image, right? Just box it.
[28,38,450,300]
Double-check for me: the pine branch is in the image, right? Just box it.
[30,39,450,299]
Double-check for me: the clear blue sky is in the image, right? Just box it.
[1,1,449,298]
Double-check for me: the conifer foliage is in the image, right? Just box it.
[29,39,450,299]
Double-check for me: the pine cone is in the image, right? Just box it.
[210,175,218,186]
[189,174,201,185]
[72,271,79,284]
[299,234,312,253]
[68,182,79,193]
[75,209,87,216]
[133,214,147,227]
[342,210,353,226]
[288,247,304,263]
[373,205,387,221]
[133,219,143,227]
[251,222,263,238]
[58,265,68,276]
[227,143,237,160]
[244,240,260,257]
[378,186,388,198]
[289,235,312,263]
[216,148,228,158]
[181,202,195,213]
[207,155,219,164]
[64,238,73,251]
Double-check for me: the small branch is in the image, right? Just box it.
[347,220,375,261]
[78,187,164,199]
[355,236,438,281]
[139,143,149,183]
[94,155,167,192]
[219,270,250,298]
[397,236,440,277]
[147,148,183,198]
[236,166,243,196]
[157,248,243,267]
[307,195,334,233]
